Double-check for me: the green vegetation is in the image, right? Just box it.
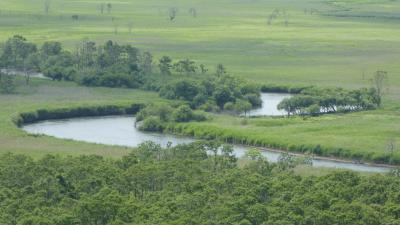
[0,0,400,223]
[277,87,381,117]
[136,103,206,132]
[0,35,261,113]
[1,143,400,225]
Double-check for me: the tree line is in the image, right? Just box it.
[0,142,399,225]
[278,86,382,117]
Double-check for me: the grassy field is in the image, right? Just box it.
[0,0,399,92]
[0,0,399,164]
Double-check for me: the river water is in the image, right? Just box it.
[22,116,391,173]
[247,93,292,116]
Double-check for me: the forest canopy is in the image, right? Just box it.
[0,142,399,225]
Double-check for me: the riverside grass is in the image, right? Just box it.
[0,0,399,165]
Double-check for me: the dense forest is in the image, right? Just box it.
[0,142,399,225]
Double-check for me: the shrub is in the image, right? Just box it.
[140,116,164,132]
[173,105,194,122]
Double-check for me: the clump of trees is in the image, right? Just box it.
[159,74,261,113]
[135,103,207,132]
[0,143,399,224]
[278,87,381,117]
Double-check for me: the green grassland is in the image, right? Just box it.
[0,0,399,164]
[0,0,399,91]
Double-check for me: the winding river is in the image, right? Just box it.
[22,116,391,173]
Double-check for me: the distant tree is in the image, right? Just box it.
[214,86,234,108]
[72,15,79,20]
[100,4,104,14]
[23,54,40,84]
[169,7,178,21]
[199,64,208,74]
[0,74,16,94]
[0,35,37,69]
[106,3,112,14]
[127,22,133,34]
[40,41,62,58]
[189,8,197,18]
[159,56,172,76]
[44,0,51,15]
[245,148,264,161]
[372,70,388,106]
[173,59,196,75]
[141,52,153,75]
[386,138,396,156]
[113,23,119,34]
[235,100,252,116]
[215,64,226,77]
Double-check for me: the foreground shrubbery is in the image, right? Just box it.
[0,142,399,225]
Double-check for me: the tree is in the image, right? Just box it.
[386,138,396,156]
[214,86,234,108]
[159,56,172,76]
[169,7,178,21]
[215,64,226,77]
[0,74,16,94]
[23,53,41,85]
[172,105,194,122]
[127,22,133,34]
[174,59,196,75]
[44,0,51,15]
[40,41,62,59]
[113,22,119,35]
[189,8,197,18]
[199,64,208,74]
[372,70,387,107]
[0,35,37,69]
[234,100,252,116]
[100,4,104,14]
[140,52,153,75]
[245,148,264,161]
[107,3,112,14]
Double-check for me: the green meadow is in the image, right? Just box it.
[0,0,399,163]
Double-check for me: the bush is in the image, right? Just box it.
[173,105,194,122]
[140,116,164,132]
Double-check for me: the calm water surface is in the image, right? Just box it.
[22,116,390,173]
[247,93,292,116]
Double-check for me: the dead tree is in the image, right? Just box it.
[107,3,112,14]
[44,0,51,15]
[373,70,388,105]
[169,7,178,21]
[113,23,119,34]
[189,8,197,18]
[100,4,104,14]
[128,22,133,33]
